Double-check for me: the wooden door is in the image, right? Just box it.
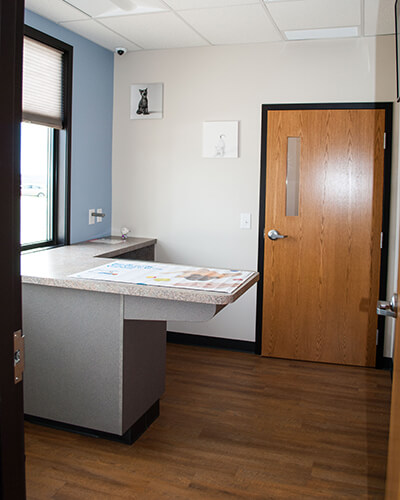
[386,294,400,498]
[0,0,26,498]
[261,108,385,366]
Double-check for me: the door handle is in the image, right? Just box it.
[377,293,398,318]
[267,229,287,241]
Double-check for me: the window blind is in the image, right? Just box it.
[22,36,64,129]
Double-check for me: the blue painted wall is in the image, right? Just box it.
[24,10,114,243]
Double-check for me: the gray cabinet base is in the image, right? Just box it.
[25,399,160,445]
[23,284,166,439]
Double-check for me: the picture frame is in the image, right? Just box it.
[202,121,239,159]
[130,83,163,120]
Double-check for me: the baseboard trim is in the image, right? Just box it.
[381,356,393,380]
[24,400,160,445]
[381,356,393,370]
[167,331,255,353]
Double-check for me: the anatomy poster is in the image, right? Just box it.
[70,261,252,294]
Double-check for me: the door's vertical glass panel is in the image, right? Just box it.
[20,122,54,246]
[286,137,300,216]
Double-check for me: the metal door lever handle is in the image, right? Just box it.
[377,293,398,318]
[267,229,287,241]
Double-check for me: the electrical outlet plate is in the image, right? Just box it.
[96,208,103,223]
[89,209,95,225]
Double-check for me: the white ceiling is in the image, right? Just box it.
[25,0,396,52]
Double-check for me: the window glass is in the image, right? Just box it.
[286,137,300,217]
[20,122,54,246]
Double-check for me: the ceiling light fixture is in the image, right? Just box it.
[285,26,359,41]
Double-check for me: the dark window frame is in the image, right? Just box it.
[22,25,72,251]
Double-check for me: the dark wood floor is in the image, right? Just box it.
[25,344,391,499]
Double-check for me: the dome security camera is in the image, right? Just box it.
[115,47,127,56]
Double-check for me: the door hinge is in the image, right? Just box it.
[376,329,379,346]
[384,132,387,150]
[380,232,384,249]
[14,329,24,384]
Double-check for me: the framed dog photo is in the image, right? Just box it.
[130,83,163,120]
[202,121,239,158]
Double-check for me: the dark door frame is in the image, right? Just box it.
[255,102,393,369]
[0,0,26,498]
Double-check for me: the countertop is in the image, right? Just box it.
[21,237,259,305]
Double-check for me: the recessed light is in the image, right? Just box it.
[284,26,359,41]
[65,0,167,18]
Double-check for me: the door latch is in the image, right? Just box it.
[377,293,398,318]
[267,229,287,240]
[14,329,24,384]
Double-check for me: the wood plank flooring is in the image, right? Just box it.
[25,344,391,499]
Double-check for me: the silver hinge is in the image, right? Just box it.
[376,329,379,345]
[14,330,24,384]
[380,232,384,249]
[384,132,387,150]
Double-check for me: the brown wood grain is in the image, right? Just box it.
[262,109,385,366]
[385,330,400,499]
[384,254,400,496]
[25,343,391,499]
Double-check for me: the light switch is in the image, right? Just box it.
[240,213,251,229]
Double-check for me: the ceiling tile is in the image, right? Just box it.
[59,19,141,51]
[163,0,257,10]
[265,0,361,31]
[179,4,281,45]
[65,0,168,18]
[99,12,208,49]
[364,0,395,36]
[25,0,89,22]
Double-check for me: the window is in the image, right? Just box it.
[21,27,72,250]
[20,123,54,246]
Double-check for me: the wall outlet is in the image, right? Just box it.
[89,209,95,225]
[240,213,251,229]
[96,208,103,223]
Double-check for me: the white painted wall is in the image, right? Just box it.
[112,35,396,345]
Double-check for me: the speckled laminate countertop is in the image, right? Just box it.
[21,237,259,305]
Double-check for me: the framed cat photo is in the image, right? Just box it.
[130,83,163,120]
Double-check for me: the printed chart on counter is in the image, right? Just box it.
[70,261,253,293]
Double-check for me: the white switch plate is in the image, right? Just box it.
[89,208,95,225]
[96,208,103,223]
[240,213,251,229]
